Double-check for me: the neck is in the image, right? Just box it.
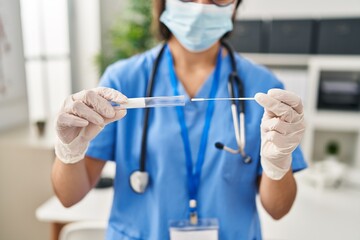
[168,37,220,70]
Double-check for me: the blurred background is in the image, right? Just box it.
[0,0,360,239]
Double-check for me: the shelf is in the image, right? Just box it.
[310,111,360,131]
[242,53,310,67]
[311,130,358,165]
[242,53,360,68]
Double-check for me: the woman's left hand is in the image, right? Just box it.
[255,89,305,180]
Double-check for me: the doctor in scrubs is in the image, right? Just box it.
[52,0,306,239]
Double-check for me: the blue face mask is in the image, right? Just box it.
[160,0,234,52]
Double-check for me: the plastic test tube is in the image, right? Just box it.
[120,95,185,109]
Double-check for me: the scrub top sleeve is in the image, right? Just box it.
[86,67,120,162]
[290,146,308,172]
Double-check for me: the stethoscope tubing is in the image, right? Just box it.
[139,45,167,172]
[131,40,251,194]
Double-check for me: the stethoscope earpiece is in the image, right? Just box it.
[130,171,149,194]
[215,142,225,150]
[215,141,240,154]
[215,142,252,164]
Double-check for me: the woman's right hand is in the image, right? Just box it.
[55,87,127,164]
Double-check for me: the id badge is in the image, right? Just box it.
[169,218,219,240]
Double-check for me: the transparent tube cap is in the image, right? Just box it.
[121,95,185,109]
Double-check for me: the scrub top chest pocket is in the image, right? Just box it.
[210,97,260,185]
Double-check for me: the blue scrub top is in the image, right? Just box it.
[86,45,307,240]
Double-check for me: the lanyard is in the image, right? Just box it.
[166,45,222,223]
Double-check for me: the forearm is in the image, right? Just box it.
[52,87,125,206]
[51,157,101,207]
[259,170,297,220]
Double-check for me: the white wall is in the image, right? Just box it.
[67,0,128,91]
[21,0,71,123]
[68,0,101,92]
[0,0,28,131]
[67,0,130,92]
[238,0,360,19]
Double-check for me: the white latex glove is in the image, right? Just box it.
[255,89,305,180]
[55,87,127,164]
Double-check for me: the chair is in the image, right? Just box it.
[59,221,107,240]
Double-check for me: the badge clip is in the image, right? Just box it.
[189,199,198,225]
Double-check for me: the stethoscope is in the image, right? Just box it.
[130,40,252,194]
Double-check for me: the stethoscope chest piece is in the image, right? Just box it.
[130,171,149,194]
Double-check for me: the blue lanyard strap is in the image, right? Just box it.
[166,45,222,217]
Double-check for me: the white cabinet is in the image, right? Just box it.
[245,54,360,239]
[305,58,360,168]
[244,53,360,169]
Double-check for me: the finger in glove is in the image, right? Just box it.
[72,90,116,119]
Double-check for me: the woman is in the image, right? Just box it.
[52,0,306,239]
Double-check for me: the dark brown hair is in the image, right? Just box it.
[152,0,243,41]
